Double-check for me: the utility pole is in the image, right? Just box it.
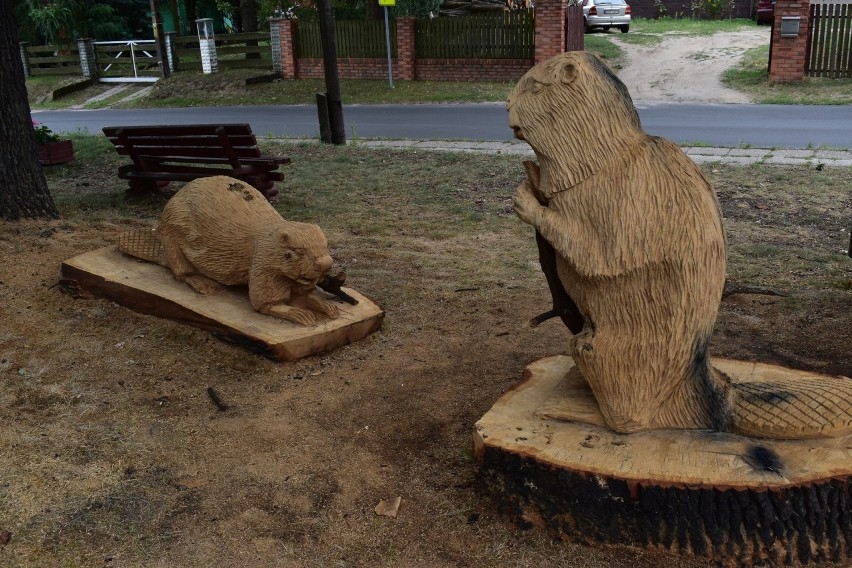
[317,0,345,145]
[149,0,170,78]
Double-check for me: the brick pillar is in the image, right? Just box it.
[769,0,810,82]
[19,42,30,77]
[282,20,298,79]
[271,18,298,79]
[164,31,177,72]
[76,38,97,79]
[396,17,416,81]
[535,0,566,64]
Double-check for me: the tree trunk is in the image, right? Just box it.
[365,0,382,20]
[241,0,260,59]
[185,0,197,30]
[0,0,58,220]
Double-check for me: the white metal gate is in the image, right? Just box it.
[93,40,161,83]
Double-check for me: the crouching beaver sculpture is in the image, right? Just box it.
[118,175,341,327]
[509,52,852,439]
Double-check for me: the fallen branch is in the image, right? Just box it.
[206,387,228,411]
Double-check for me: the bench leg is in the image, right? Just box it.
[127,179,171,196]
[247,177,278,201]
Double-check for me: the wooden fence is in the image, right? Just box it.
[415,10,534,59]
[807,0,852,77]
[25,45,81,75]
[297,20,397,58]
[172,32,272,71]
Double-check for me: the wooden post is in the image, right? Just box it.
[149,0,171,78]
[317,0,346,145]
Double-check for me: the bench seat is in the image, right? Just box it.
[103,124,289,199]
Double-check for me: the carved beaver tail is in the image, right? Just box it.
[118,228,165,265]
[729,374,852,439]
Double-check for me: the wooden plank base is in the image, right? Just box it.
[61,246,384,361]
[474,356,852,566]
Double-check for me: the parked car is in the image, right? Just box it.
[582,0,631,33]
[756,0,775,24]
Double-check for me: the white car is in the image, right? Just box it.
[582,0,631,33]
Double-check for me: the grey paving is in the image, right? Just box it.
[283,138,852,167]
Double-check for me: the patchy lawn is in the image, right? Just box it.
[0,138,850,567]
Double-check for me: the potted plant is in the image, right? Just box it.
[33,120,74,166]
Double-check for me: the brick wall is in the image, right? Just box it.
[298,57,402,80]
[769,0,810,82]
[296,57,533,81]
[535,0,566,63]
[415,59,535,81]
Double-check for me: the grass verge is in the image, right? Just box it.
[45,134,852,290]
[722,45,852,104]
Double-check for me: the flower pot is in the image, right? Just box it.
[37,139,74,166]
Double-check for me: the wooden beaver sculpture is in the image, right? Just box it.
[118,176,340,327]
[509,52,852,438]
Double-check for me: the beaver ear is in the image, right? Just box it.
[557,61,579,86]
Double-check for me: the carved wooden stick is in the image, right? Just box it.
[318,271,358,305]
[522,160,584,334]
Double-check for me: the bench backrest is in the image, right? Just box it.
[102,124,263,161]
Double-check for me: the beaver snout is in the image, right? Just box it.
[317,255,333,274]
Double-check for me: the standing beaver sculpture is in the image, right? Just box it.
[509,52,851,438]
[118,176,341,327]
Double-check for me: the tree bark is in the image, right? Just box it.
[241,0,261,58]
[185,0,197,30]
[365,0,382,20]
[0,0,58,220]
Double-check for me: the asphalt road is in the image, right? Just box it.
[32,102,852,149]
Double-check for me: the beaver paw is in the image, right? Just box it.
[280,307,317,327]
[310,298,340,319]
[512,180,542,226]
[264,304,317,326]
[184,274,223,295]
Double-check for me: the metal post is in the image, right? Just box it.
[317,0,346,145]
[130,42,139,78]
[148,0,170,78]
[384,6,394,89]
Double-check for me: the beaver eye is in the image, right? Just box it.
[530,80,545,94]
[283,252,293,260]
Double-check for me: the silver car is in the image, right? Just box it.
[582,0,631,33]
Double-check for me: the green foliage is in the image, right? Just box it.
[20,0,128,44]
[631,17,753,34]
[32,120,61,144]
[689,0,736,20]
[392,0,443,18]
[25,0,75,45]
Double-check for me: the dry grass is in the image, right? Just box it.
[0,137,849,567]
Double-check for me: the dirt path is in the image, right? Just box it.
[611,28,771,103]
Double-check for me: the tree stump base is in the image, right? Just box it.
[61,246,384,361]
[474,356,852,566]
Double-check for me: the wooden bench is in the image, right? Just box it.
[103,124,290,199]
